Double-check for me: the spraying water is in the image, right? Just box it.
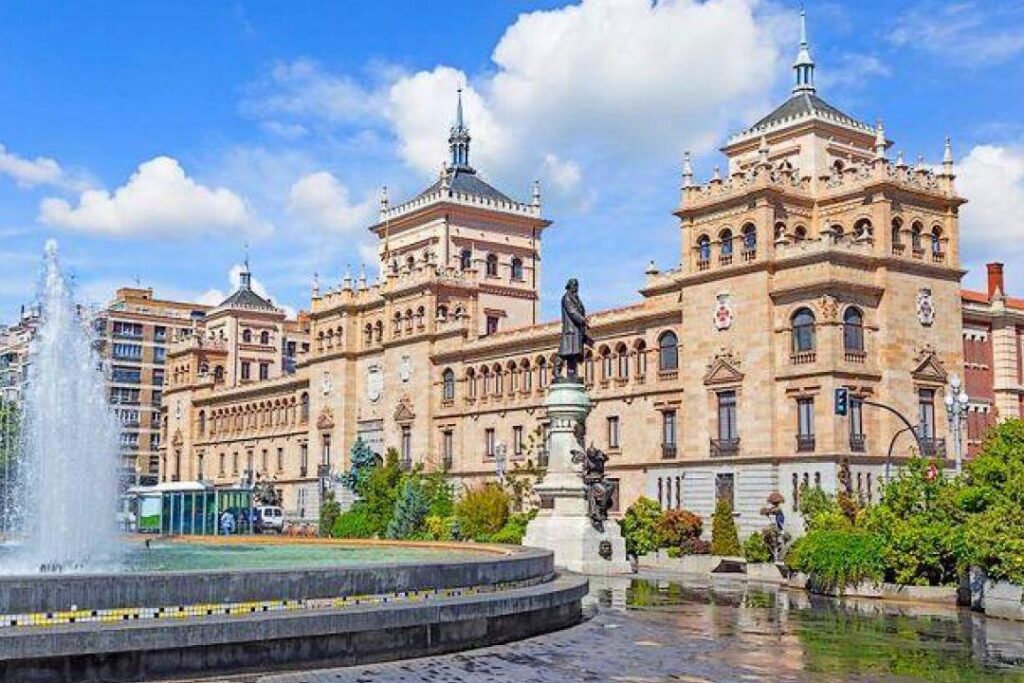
[3,240,121,572]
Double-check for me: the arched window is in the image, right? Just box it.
[616,343,629,379]
[485,254,499,277]
[658,331,678,371]
[406,255,416,270]
[774,222,787,241]
[521,360,532,392]
[600,346,612,379]
[930,226,943,255]
[214,366,225,384]
[511,257,524,281]
[791,308,816,353]
[459,248,472,270]
[829,224,844,241]
[493,364,503,395]
[441,368,455,401]
[364,323,373,347]
[719,229,734,257]
[635,339,647,376]
[697,235,711,262]
[891,217,903,246]
[741,223,756,252]
[198,410,206,435]
[843,307,864,352]
[260,330,270,345]
[436,305,448,321]
[466,368,477,398]
[794,225,807,241]
[242,329,252,343]
[911,222,923,251]
[853,218,872,239]
[300,393,310,423]
[537,356,548,388]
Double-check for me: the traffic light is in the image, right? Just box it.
[834,387,849,416]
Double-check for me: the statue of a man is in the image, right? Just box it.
[558,278,591,381]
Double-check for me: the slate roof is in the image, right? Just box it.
[216,283,277,313]
[741,92,872,137]
[414,167,514,204]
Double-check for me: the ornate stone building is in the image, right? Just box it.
[161,17,1023,535]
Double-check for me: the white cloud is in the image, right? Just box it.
[288,171,376,234]
[198,264,296,317]
[889,3,1024,65]
[818,54,891,92]
[542,154,582,192]
[957,144,1024,293]
[38,156,269,238]
[0,143,90,191]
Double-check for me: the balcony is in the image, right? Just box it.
[697,259,710,272]
[844,350,866,363]
[741,249,757,263]
[919,437,946,457]
[850,433,866,452]
[790,351,816,365]
[442,455,453,471]
[891,243,905,256]
[796,435,816,452]
[912,247,925,260]
[661,443,677,460]
[719,254,733,266]
[710,437,740,457]
[113,330,143,340]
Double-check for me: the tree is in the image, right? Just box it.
[361,449,404,535]
[341,437,378,494]
[319,490,341,537]
[386,478,430,540]
[711,500,741,556]
[454,483,510,540]
[620,497,661,557]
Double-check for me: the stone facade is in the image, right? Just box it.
[159,23,1022,536]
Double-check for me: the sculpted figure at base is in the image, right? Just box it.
[572,445,616,531]
[558,278,592,382]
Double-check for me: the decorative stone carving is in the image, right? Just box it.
[713,292,734,331]
[316,408,334,431]
[704,348,743,386]
[916,288,935,326]
[399,355,412,383]
[393,399,415,424]
[366,364,383,402]
[912,345,948,383]
[171,429,183,447]
[818,294,839,322]
[320,370,333,396]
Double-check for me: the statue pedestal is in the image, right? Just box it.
[523,380,631,575]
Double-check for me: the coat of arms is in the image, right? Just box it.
[713,293,734,331]
[916,288,935,326]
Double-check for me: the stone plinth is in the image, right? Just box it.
[523,380,630,575]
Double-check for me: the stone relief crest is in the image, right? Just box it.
[713,293,734,331]
[320,370,333,396]
[316,408,335,431]
[916,288,936,326]
[818,294,839,322]
[365,364,383,403]
[399,355,412,383]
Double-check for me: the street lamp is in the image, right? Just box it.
[944,373,969,474]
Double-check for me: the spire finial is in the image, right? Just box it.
[682,151,693,187]
[531,179,541,208]
[312,271,320,297]
[343,264,353,290]
[943,137,953,164]
[874,120,887,160]
[379,185,389,214]
[792,8,816,95]
[448,88,472,169]
[240,244,252,290]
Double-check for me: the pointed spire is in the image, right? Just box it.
[379,185,389,218]
[342,264,352,291]
[682,151,693,188]
[448,88,472,169]
[896,150,907,168]
[531,179,541,208]
[711,165,722,183]
[874,120,887,160]
[792,8,816,95]
[312,272,320,298]
[358,263,367,291]
[758,136,770,165]
[915,154,927,172]
[943,137,954,165]
[239,245,252,290]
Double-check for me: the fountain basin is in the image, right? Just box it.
[0,538,587,682]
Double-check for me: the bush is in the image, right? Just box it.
[787,530,886,591]
[319,491,341,537]
[679,537,712,555]
[620,497,662,557]
[743,531,772,563]
[331,505,376,538]
[341,437,378,493]
[386,478,431,540]
[656,509,703,548]
[486,510,537,544]
[423,470,455,518]
[455,483,511,541]
[361,449,403,534]
[711,500,741,556]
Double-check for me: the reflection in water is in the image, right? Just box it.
[591,576,1024,682]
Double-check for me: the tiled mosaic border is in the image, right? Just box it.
[0,575,551,629]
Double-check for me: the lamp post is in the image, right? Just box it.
[945,373,969,474]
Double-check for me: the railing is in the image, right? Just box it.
[891,243,905,256]
[719,254,733,266]
[442,455,453,471]
[710,437,740,457]
[912,247,925,260]
[697,259,710,272]
[796,435,816,452]
[844,350,866,363]
[661,443,677,460]
[931,251,946,263]
[850,433,866,452]
[919,437,946,457]
[790,351,816,365]
[741,249,757,263]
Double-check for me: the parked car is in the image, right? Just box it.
[256,506,284,533]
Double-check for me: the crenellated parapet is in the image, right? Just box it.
[381,185,542,223]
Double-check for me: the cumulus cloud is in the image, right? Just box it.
[957,144,1024,293]
[38,156,269,238]
[288,171,376,234]
[889,2,1024,66]
[0,143,90,191]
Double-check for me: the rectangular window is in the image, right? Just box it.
[111,366,142,384]
[607,416,620,449]
[662,410,677,459]
[112,343,143,360]
[513,425,524,455]
[797,397,815,452]
[232,452,239,475]
[259,362,269,380]
[850,398,865,450]
[918,389,936,439]
[717,390,738,440]
[486,316,499,335]
[112,321,143,338]
[322,435,331,467]
[485,428,496,458]
[300,444,309,476]
[219,453,225,476]
[153,347,166,364]
[277,447,284,472]
[261,449,268,473]
[241,362,251,381]
[442,430,454,469]
[154,326,167,342]
[401,426,412,465]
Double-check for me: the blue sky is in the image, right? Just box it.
[1,0,1023,322]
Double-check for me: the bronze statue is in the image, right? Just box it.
[572,445,616,531]
[558,278,592,381]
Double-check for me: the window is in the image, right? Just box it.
[113,321,144,338]
[260,330,270,345]
[198,410,206,435]
[485,428,496,458]
[441,368,455,401]
[485,254,498,277]
[112,366,142,384]
[277,447,284,472]
[715,472,735,509]
[538,358,548,387]
[219,453,225,476]
[511,257,524,281]
[153,347,166,363]
[617,345,629,379]
[918,389,936,439]
[513,426,524,455]
[214,366,225,384]
[741,224,756,252]
[662,410,677,457]
[911,222,923,251]
[442,430,454,469]
[931,227,942,255]
[601,348,612,379]
[720,229,734,257]
[486,316,499,335]
[797,398,815,451]
[843,307,864,352]
[232,452,239,475]
[300,443,309,476]
[850,398,865,450]
[459,248,472,270]
[242,329,252,343]
[792,473,799,511]
[717,390,738,441]
[259,362,269,380]
[607,416,620,450]
[261,449,268,473]
[697,235,711,262]
[791,308,816,353]
[658,331,678,371]
[112,343,142,360]
[154,325,167,342]
[241,362,251,381]
[300,393,310,423]
[400,426,411,467]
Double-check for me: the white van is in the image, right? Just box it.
[256,506,284,533]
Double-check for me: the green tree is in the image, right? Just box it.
[711,500,741,556]
[341,437,378,493]
[386,477,431,540]
[454,483,510,540]
[318,490,341,537]
[360,448,404,535]
[742,531,772,563]
[620,497,661,557]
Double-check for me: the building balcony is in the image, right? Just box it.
[719,254,733,266]
[844,350,866,363]
[931,251,946,264]
[741,249,757,263]
[919,437,946,457]
[912,247,925,260]
[796,435,816,452]
[710,437,740,457]
[891,243,905,256]
[850,433,866,452]
[113,331,143,340]
[697,259,710,272]
[790,351,816,365]
[661,443,677,460]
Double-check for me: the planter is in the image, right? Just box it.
[745,562,787,584]
[804,575,958,605]
[637,552,731,576]
[982,580,1024,622]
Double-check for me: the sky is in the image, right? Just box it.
[1,0,1023,323]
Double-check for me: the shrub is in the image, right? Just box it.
[743,531,772,563]
[423,515,456,541]
[331,505,376,538]
[341,437,378,493]
[787,530,886,591]
[679,537,712,555]
[361,449,403,534]
[386,478,431,540]
[798,484,844,531]
[711,500,741,556]
[318,490,341,537]
[620,497,662,557]
[423,470,455,518]
[656,509,703,548]
[455,483,511,541]
[487,510,537,544]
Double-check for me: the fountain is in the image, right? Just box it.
[1,240,121,573]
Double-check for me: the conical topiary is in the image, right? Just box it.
[385,478,430,540]
[711,499,741,556]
